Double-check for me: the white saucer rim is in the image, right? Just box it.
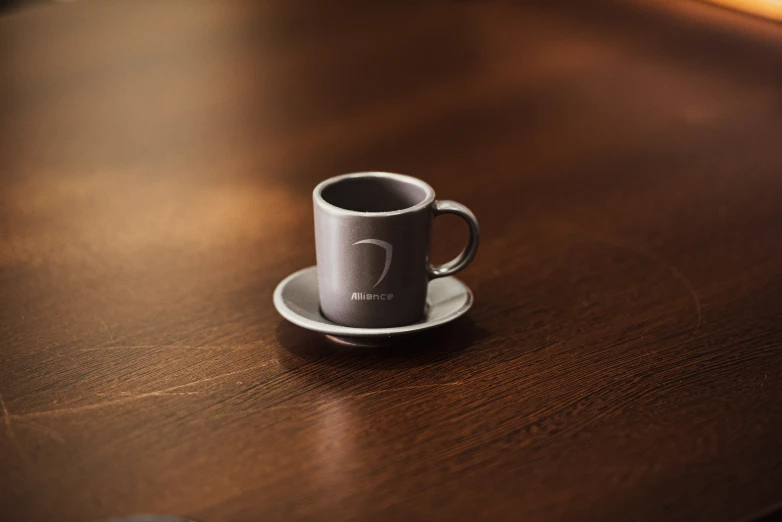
[273,266,473,337]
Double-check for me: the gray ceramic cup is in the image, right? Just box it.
[313,172,479,328]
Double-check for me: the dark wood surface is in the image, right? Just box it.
[2,1,782,521]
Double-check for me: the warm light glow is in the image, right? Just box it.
[705,0,782,20]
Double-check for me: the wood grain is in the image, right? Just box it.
[1,1,781,521]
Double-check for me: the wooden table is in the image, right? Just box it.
[1,1,781,521]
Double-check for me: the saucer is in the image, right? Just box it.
[273,266,474,347]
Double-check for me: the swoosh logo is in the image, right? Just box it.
[353,239,393,288]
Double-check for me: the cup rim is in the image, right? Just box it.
[313,172,435,217]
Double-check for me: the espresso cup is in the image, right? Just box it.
[313,172,479,328]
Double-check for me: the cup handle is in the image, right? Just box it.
[428,200,480,279]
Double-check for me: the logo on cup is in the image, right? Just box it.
[351,239,394,301]
[353,239,393,287]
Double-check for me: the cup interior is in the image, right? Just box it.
[319,175,430,213]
